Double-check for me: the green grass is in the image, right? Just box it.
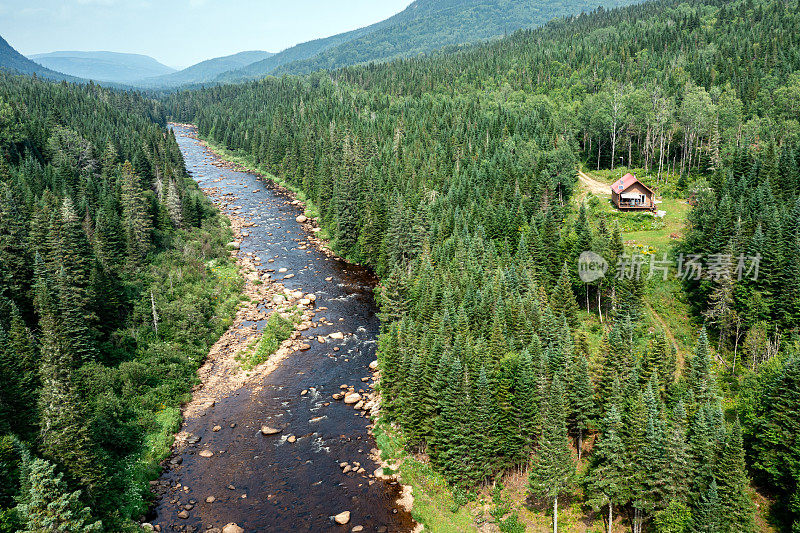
[372,418,477,532]
[237,308,300,370]
[578,169,697,369]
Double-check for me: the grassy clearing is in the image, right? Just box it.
[372,418,476,532]
[578,169,697,369]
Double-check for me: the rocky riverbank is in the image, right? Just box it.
[146,124,417,532]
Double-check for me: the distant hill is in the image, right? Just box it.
[141,50,274,87]
[0,35,77,81]
[217,0,643,82]
[29,50,175,83]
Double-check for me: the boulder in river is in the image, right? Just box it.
[296,215,308,223]
[369,360,379,370]
[198,449,214,458]
[222,524,245,533]
[343,392,362,404]
[329,332,345,340]
[334,511,351,525]
[260,425,282,435]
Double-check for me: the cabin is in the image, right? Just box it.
[611,173,655,212]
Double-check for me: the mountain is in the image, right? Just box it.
[217,0,642,82]
[28,51,175,83]
[141,50,274,87]
[0,35,77,81]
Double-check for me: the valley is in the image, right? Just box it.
[1,0,799,531]
[148,125,415,532]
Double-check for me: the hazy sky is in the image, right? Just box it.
[0,0,414,69]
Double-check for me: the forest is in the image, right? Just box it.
[165,0,800,530]
[0,74,242,531]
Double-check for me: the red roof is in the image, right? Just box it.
[611,173,653,194]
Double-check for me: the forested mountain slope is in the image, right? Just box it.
[0,74,240,531]
[29,51,175,84]
[142,50,274,88]
[0,35,79,81]
[216,0,644,82]
[167,0,800,529]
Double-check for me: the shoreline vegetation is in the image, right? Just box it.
[163,0,800,524]
[0,76,245,532]
[183,127,434,530]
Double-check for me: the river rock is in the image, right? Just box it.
[369,360,379,370]
[272,295,286,305]
[222,524,244,533]
[227,242,240,250]
[261,425,282,435]
[278,267,288,273]
[299,298,311,305]
[296,215,308,223]
[306,293,317,302]
[287,435,296,443]
[198,449,214,458]
[299,343,311,351]
[343,392,362,404]
[330,332,344,340]
[141,523,154,531]
[213,425,221,432]
[206,496,216,503]
[177,510,189,519]
[352,526,364,532]
[353,400,364,410]
[334,511,351,525]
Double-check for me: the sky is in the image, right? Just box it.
[0,0,414,69]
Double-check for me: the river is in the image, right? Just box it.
[148,124,414,532]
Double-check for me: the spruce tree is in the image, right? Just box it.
[550,262,579,328]
[714,422,755,533]
[528,375,574,533]
[586,404,629,532]
[569,353,594,459]
[16,458,101,533]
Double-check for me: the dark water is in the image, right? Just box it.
[149,124,413,532]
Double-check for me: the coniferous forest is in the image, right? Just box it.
[1,0,799,531]
[165,0,800,530]
[0,74,242,531]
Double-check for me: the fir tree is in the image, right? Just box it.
[550,262,579,328]
[586,405,629,532]
[16,458,102,533]
[528,375,575,533]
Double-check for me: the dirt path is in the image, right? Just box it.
[577,169,611,196]
[644,300,685,368]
